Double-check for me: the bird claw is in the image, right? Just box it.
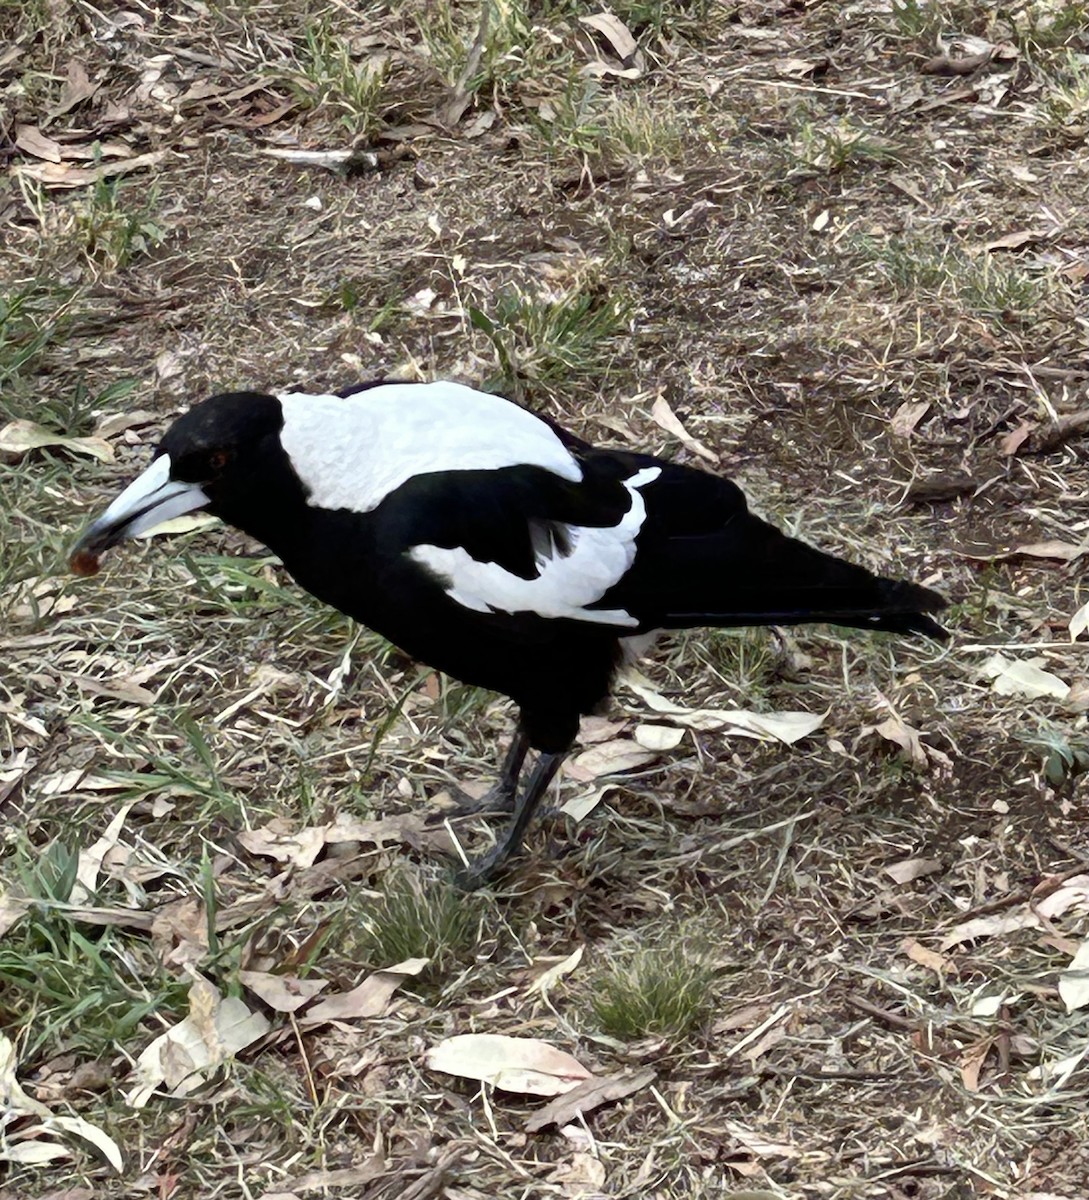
[454,847,507,891]
[451,781,518,816]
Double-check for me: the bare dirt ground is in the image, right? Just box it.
[2,1,1089,1197]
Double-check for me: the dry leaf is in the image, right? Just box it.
[94,409,158,439]
[0,1036,123,1171]
[566,739,658,783]
[649,396,719,463]
[985,229,1050,252]
[278,1157,387,1193]
[964,540,1088,563]
[959,1039,992,1092]
[127,979,270,1107]
[425,1034,592,1096]
[1009,540,1088,562]
[525,945,584,996]
[578,715,628,744]
[774,57,823,78]
[0,894,30,939]
[724,1119,800,1159]
[902,937,953,974]
[981,653,1070,701]
[890,400,931,438]
[921,50,992,75]
[940,910,1040,950]
[743,1023,788,1062]
[0,1033,51,1119]
[548,1151,606,1192]
[885,857,943,885]
[0,420,113,463]
[1071,600,1089,641]
[237,822,327,868]
[868,715,928,769]
[559,782,616,822]
[625,681,823,742]
[1035,875,1089,920]
[238,812,439,868]
[526,1068,655,1132]
[47,60,99,121]
[1058,939,1089,1013]
[239,970,329,1013]
[70,801,136,904]
[633,724,685,751]
[15,124,62,162]
[305,958,428,1022]
[1029,409,1089,453]
[711,1003,771,1035]
[14,150,168,189]
[999,421,1034,456]
[578,13,638,62]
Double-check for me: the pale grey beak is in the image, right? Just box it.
[71,453,209,563]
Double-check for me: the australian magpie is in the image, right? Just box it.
[71,380,948,885]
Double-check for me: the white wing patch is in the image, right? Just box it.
[410,466,661,627]
[278,382,581,513]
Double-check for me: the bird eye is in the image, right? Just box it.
[208,450,231,471]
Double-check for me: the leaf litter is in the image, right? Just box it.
[4,0,1089,1195]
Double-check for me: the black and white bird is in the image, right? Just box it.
[71,380,948,885]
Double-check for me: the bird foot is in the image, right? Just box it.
[431,780,517,820]
[454,842,512,890]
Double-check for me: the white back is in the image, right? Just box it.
[277,382,582,513]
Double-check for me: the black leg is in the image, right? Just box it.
[456,749,566,889]
[442,728,530,816]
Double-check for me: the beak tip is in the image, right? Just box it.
[69,516,117,576]
[70,546,104,577]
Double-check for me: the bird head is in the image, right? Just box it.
[69,391,285,574]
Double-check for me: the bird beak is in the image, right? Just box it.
[70,453,210,572]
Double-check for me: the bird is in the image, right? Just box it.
[70,379,948,886]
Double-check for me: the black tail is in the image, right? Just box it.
[604,509,948,640]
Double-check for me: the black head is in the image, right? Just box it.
[70,390,301,569]
[159,391,285,490]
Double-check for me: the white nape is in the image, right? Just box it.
[277,382,582,514]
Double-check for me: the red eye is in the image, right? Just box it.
[209,450,231,471]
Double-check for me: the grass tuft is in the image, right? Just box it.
[287,19,390,138]
[0,841,181,1059]
[791,118,902,174]
[74,174,166,270]
[865,235,1050,325]
[470,280,631,389]
[592,941,717,1039]
[351,869,489,970]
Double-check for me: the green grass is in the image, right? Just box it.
[1016,2,1089,53]
[791,118,903,174]
[606,0,712,36]
[470,281,631,390]
[286,18,390,138]
[1037,48,1089,133]
[74,173,166,270]
[0,284,66,399]
[0,840,184,1060]
[419,0,571,105]
[866,235,1050,325]
[692,628,779,706]
[592,941,717,1039]
[1021,723,1089,788]
[348,869,491,972]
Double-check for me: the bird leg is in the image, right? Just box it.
[456,749,566,889]
[443,728,530,816]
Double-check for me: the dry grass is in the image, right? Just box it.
[2,0,1089,1197]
